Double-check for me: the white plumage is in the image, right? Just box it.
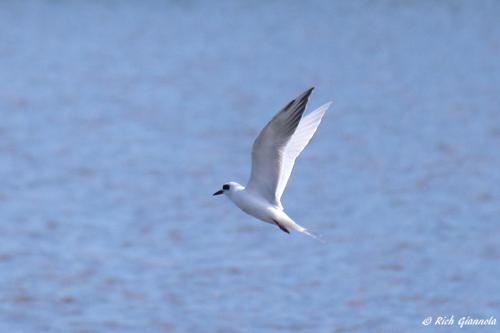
[213,87,331,238]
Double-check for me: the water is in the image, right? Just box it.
[1,1,499,332]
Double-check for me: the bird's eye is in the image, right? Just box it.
[223,184,230,190]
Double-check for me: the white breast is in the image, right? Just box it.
[227,189,278,224]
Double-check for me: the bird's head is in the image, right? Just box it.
[213,182,243,196]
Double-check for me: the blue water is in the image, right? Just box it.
[1,1,499,332]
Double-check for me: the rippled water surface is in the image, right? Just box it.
[1,1,499,332]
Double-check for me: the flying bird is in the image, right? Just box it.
[213,87,331,238]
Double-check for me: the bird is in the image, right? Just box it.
[213,87,331,238]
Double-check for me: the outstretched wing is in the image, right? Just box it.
[246,87,330,208]
[275,101,331,201]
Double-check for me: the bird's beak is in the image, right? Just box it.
[213,189,224,196]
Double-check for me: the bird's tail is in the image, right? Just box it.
[294,225,325,243]
[279,212,326,243]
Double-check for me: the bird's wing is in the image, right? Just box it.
[246,87,330,207]
[274,101,331,201]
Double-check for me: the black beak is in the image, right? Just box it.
[213,189,224,196]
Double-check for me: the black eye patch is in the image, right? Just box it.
[222,184,230,190]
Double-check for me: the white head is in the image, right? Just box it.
[213,181,244,198]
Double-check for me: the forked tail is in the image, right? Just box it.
[276,212,326,243]
[299,228,325,243]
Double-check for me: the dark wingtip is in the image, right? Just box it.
[301,86,315,99]
[279,87,315,116]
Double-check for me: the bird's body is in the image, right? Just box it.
[214,87,331,238]
[222,182,302,233]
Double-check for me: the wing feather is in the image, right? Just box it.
[246,88,313,205]
[246,87,330,207]
[275,102,331,200]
